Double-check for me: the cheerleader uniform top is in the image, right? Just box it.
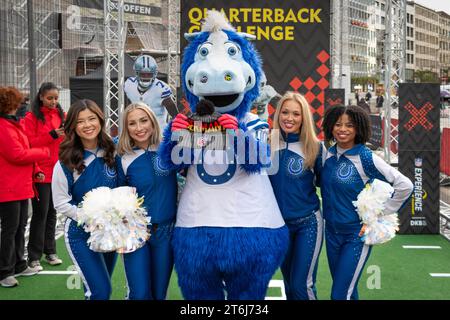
[320,143,413,233]
[269,132,321,221]
[116,147,177,224]
[52,148,118,221]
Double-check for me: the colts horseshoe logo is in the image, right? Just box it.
[287,157,303,176]
[196,152,237,185]
[104,163,117,179]
[337,163,353,180]
[153,154,170,176]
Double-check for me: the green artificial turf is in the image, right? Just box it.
[1,234,449,300]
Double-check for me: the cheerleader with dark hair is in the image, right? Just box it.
[320,105,413,300]
[52,99,118,300]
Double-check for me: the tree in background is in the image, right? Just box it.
[414,70,439,83]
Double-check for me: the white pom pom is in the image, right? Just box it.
[353,179,398,245]
[77,186,151,253]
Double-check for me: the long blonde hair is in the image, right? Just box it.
[117,102,161,155]
[271,91,320,169]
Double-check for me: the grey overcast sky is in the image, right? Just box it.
[413,0,450,14]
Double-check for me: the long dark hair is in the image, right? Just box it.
[322,104,371,146]
[31,82,64,124]
[59,99,115,174]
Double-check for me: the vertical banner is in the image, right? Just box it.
[324,88,345,111]
[398,83,440,234]
[180,1,331,135]
[368,114,382,150]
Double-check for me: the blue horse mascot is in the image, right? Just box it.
[159,10,288,300]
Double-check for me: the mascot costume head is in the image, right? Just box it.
[158,10,288,300]
[181,10,262,120]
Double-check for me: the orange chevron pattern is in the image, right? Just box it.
[286,50,330,140]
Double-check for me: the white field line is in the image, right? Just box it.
[402,245,442,249]
[265,279,286,300]
[430,273,450,277]
[55,231,64,240]
[37,271,78,275]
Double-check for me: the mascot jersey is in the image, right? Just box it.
[124,77,172,128]
[176,112,284,229]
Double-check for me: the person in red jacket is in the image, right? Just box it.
[24,82,65,271]
[0,86,50,288]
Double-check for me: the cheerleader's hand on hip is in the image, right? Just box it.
[359,224,367,242]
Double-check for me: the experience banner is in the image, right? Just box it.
[398,83,440,234]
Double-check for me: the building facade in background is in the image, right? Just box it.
[412,2,440,78]
[2,0,450,97]
[348,0,377,79]
[405,3,415,82]
[0,0,171,97]
[333,0,450,88]
[439,11,450,83]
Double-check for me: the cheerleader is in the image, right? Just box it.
[52,99,118,300]
[116,102,177,300]
[269,92,323,300]
[321,104,413,300]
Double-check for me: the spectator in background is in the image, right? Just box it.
[357,98,371,115]
[0,86,50,288]
[376,93,384,115]
[16,95,29,119]
[354,91,360,104]
[24,82,65,271]
[365,91,372,103]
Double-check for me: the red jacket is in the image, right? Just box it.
[24,106,64,183]
[0,117,49,202]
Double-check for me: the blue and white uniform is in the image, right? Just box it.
[124,77,173,129]
[116,147,177,300]
[321,144,413,300]
[52,149,118,300]
[269,132,323,300]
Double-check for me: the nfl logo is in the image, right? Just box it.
[415,157,422,167]
[196,136,207,148]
